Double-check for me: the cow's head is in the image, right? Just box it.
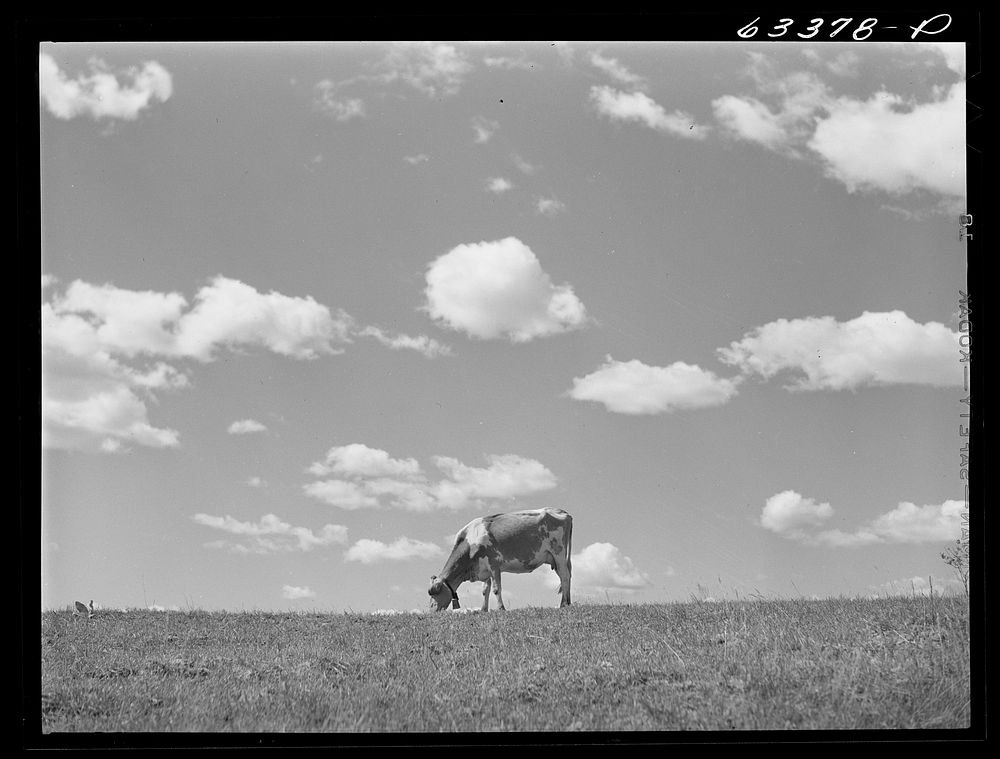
[428,575,457,612]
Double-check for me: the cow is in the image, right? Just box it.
[428,507,572,612]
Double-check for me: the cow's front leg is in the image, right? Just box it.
[481,578,491,612]
[490,565,506,611]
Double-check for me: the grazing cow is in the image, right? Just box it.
[428,507,572,612]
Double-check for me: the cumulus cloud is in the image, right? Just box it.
[192,513,349,554]
[546,542,652,593]
[40,53,172,121]
[568,356,740,415]
[345,537,446,564]
[867,500,967,543]
[760,490,835,540]
[431,455,559,510]
[42,276,359,452]
[50,280,187,357]
[591,85,709,139]
[423,237,588,342]
[282,585,316,600]
[302,480,381,510]
[760,491,964,547]
[228,419,267,435]
[42,299,187,452]
[174,276,352,361]
[308,443,421,480]
[718,311,963,391]
[712,51,965,209]
[404,153,430,165]
[809,83,965,204]
[42,275,360,453]
[304,444,558,512]
[589,51,647,89]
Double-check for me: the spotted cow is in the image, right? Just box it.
[428,507,573,612]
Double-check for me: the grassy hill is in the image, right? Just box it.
[38,595,970,733]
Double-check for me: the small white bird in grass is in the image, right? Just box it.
[73,600,94,619]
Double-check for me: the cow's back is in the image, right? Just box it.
[481,508,571,567]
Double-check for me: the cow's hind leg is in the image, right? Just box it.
[481,578,491,612]
[554,555,572,607]
[490,564,506,611]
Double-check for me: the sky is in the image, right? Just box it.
[39,39,970,613]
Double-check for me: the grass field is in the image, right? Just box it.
[39,595,970,733]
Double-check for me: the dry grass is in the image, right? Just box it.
[38,595,970,733]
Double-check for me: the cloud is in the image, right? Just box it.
[545,542,652,593]
[712,52,965,208]
[357,326,453,357]
[304,445,558,512]
[245,476,266,488]
[50,280,188,357]
[712,68,829,155]
[870,574,965,598]
[379,43,472,98]
[174,276,353,361]
[472,116,500,144]
[867,500,967,543]
[40,53,172,121]
[712,95,789,150]
[568,356,740,415]
[431,454,558,510]
[228,419,267,435]
[404,153,430,165]
[718,311,963,391]
[760,491,964,547]
[345,537,446,564]
[42,299,187,452]
[308,443,421,480]
[825,50,862,78]
[192,513,349,554]
[535,196,566,216]
[423,237,588,342]
[486,177,514,194]
[808,83,966,204]
[312,80,366,121]
[929,42,965,76]
[760,490,835,539]
[282,585,316,600]
[302,480,381,510]
[589,51,647,89]
[41,276,358,452]
[591,86,709,139]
